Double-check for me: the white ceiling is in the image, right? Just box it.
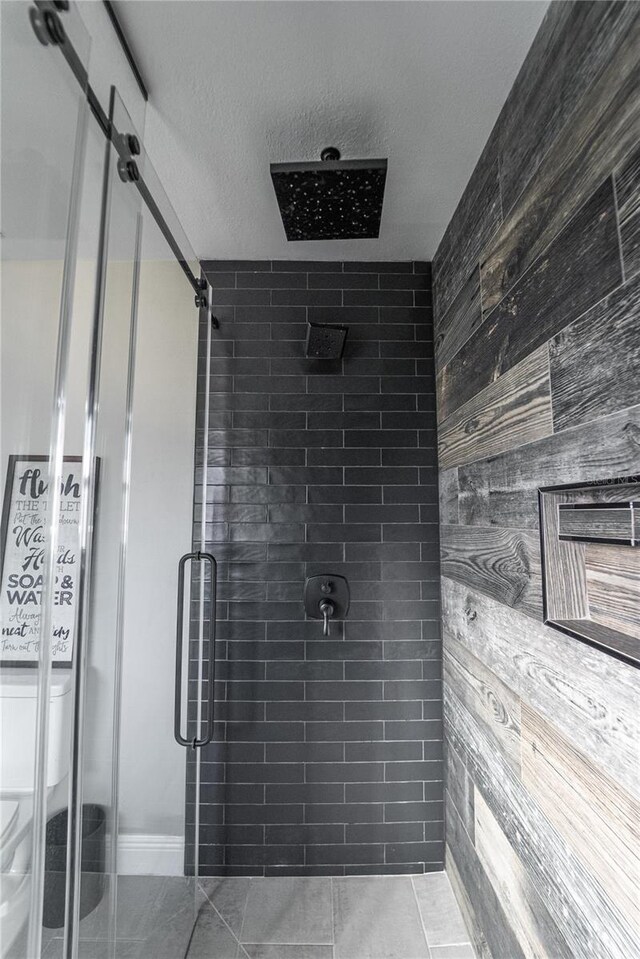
[115,0,547,262]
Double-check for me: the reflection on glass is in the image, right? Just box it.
[68,88,203,959]
[0,2,91,957]
[2,6,205,954]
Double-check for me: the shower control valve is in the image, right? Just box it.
[319,599,334,636]
[303,574,350,637]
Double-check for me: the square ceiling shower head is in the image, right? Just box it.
[270,149,388,241]
[306,322,348,360]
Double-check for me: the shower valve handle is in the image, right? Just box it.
[319,599,334,636]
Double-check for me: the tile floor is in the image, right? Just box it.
[191,874,475,959]
[35,873,476,959]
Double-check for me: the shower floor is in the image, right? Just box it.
[190,873,475,959]
[37,872,475,958]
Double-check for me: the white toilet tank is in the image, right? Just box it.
[0,670,73,793]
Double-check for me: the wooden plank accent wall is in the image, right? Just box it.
[585,544,640,640]
[474,790,575,959]
[443,635,521,776]
[441,579,639,797]
[437,346,553,470]
[440,525,542,618]
[520,703,640,937]
[432,4,640,956]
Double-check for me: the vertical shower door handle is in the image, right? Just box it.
[174,551,217,748]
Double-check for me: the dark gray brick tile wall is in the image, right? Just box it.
[186,260,442,876]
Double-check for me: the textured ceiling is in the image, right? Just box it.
[115,0,547,261]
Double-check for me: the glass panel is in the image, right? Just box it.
[113,112,205,959]
[3,5,207,956]
[0,2,91,957]
[67,88,204,959]
[65,87,145,959]
[114,205,203,959]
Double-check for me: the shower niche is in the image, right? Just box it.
[539,477,640,668]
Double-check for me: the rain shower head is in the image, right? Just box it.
[270,148,387,241]
[306,322,348,359]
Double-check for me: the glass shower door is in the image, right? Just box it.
[0,2,91,956]
[61,85,146,959]
[2,6,214,952]
[66,87,209,959]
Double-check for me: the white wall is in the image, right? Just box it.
[117,246,198,866]
[1,258,198,874]
[74,6,200,866]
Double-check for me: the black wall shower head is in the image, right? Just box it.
[306,322,348,360]
[270,148,387,241]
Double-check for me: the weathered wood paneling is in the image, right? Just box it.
[445,845,493,959]
[474,790,574,959]
[615,142,640,280]
[445,740,474,842]
[438,467,459,525]
[480,10,640,315]
[585,543,640,640]
[539,490,588,621]
[549,273,640,432]
[521,703,640,936]
[497,2,640,216]
[441,578,640,799]
[558,505,635,543]
[445,688,638,959]
[435,265,482,372]
[440,525,542,619]
[444,633,521,773]
[457,460,491,527]
[438,177,622,421]
[433,156,501,324]
[457,404,640,529]
[555,618,639,667]
[438,346,552,468]
[446,801,526,959]
[435,6,640,954]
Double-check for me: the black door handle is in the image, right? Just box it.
[174,551,217,748]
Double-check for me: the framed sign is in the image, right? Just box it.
[0,455,94,668]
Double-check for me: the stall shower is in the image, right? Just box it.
[1,2,639,959]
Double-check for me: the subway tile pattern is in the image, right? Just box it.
[186,260,442,876]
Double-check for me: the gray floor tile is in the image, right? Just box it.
[186,903,242,959]
[115,876,168,940]
[242,947,333,959]
[430,946,476,959]
[43,939,142,958]
[411,873,469,948]
[77,876,166,940]
[240,878,333,946]
[332,877,429,959]
[200,877,252,939]
[41,940,64,959]
[139,876,207,958]
[5,922,58,959]
[72,884,110,940]
[34,872,474,959]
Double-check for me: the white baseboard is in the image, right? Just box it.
[117,834,184,876]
